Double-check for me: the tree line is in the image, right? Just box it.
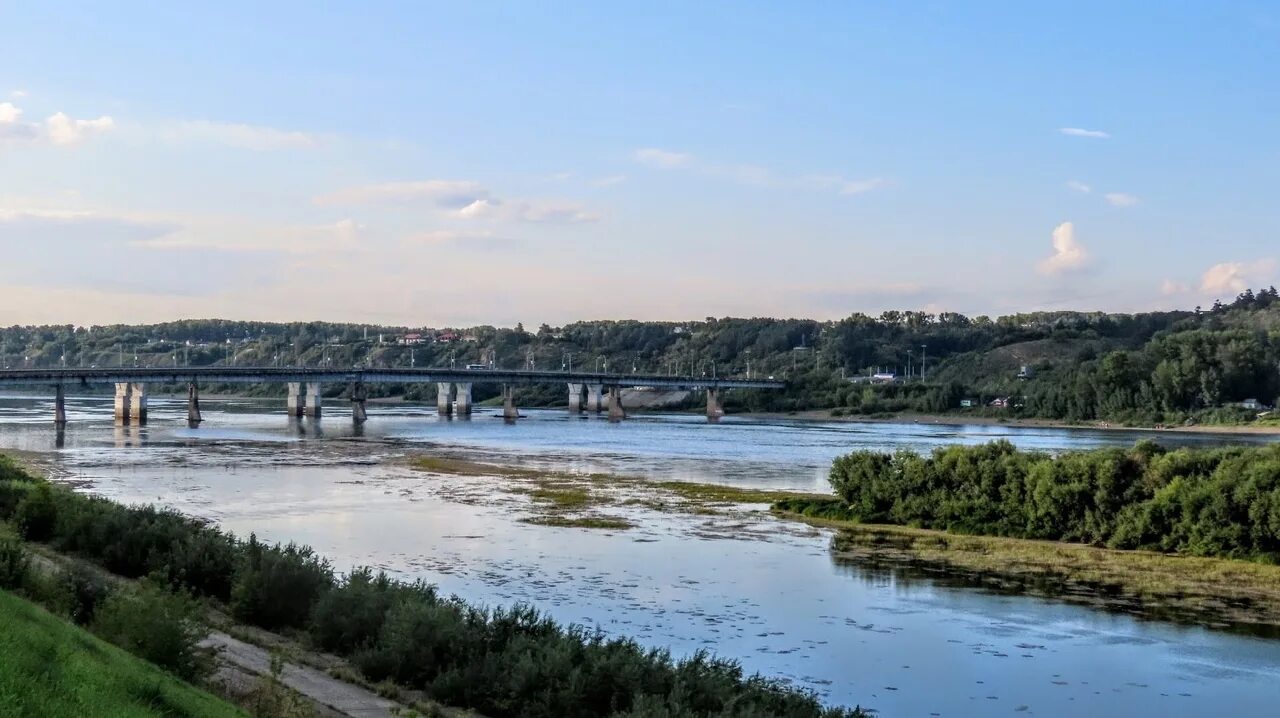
[3,287,1277,424]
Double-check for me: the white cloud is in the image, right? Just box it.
[314,180,489,208]
[1059,127,1110,139]
[1200,258,1277,295]
[316,180,597,224]
[163,120,319,150]
[45,112,114,146]
[457,198,502,219]
[1066,180,1092,193]
[0,103,21,124]
[633,147,691,169]
[593,175,627,187]
[1160,279,1190,295]
[1037,221,1091,275]
[840,177,886,195]
[1104,192,1139,207]
[9,90,26,99]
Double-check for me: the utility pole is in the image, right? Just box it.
[921,344,927,379]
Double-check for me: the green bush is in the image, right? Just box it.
[0,536,29,589]
[824,440,1280,560]
[61,562,112,625]
[15,483,58,541]
[92,580,211,681]
[231,534,333,630]
[310,568,435,655]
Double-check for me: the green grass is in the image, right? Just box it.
[0,589,244,718]
[520,515,635,530]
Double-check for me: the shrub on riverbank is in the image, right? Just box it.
[818,440,1280,560]
[0,458,866,717]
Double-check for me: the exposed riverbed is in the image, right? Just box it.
[3,393,1279,717]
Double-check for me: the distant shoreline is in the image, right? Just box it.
[744,409,1280,435]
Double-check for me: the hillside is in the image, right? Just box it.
[0,589,244,717]
[1,287,1277,424]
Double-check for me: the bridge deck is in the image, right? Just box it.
[0,367,784,391]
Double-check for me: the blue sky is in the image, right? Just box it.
[1,2,1276,325]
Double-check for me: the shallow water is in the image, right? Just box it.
[3,393,1279,716]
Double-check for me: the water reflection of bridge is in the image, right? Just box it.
[0,367,785,426]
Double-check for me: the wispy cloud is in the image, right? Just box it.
[315,180,489,208]
[1104,192,1139,207]
[633,147,885,197]
[315,180,597,224]
[8,90,26,99]
[592,175,627,187]
[162,120,320,150]
[634,147,691,169]
[403,229,520,251]
[1160,278,1190,296]
[1037,221,1091,275]
[1066,180,1092,193]
[1059,127,1110,139]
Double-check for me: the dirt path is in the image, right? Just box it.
[203,631,407,718]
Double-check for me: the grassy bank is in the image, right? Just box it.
[0,588,244,717]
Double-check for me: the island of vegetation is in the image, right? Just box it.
[774,440,1280,631]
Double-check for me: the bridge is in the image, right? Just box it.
[0,367,785,426]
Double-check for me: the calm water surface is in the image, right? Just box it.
[3,393,1279,717]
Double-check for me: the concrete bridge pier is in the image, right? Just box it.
[502,384,519,420]
[187,383,202,425]
[114,382,130,424]
[130,383,148,425]
[455,383,472,416]
[567,383,583,413]
[113,382,147,425]
[586,384,604,413]
[304,382,322,418]
[706,388,725,422]
[350,382,368,424]
[436,382,454,416]
[607,385,626,422]
[54,385,66,426]
[287,382,306,417]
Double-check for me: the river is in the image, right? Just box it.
[3,393,1279,717]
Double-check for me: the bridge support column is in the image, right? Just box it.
[437,382,454,416]
[351,382,368,424]
[502,384,519,420]
[607,385,626,422]
[567,383,583,413]
[114,382,130,424]
[455,383,472,416]
[187,383,202,425]
[304,382,322,418]
[586,384,603,413]
[287,382,305,417]
[706,388,724,422]
[54,385,66,426]
[128,383,147,425]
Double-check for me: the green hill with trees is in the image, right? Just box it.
[2,287,1277,426]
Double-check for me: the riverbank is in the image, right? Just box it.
[746,409,1280,435]
[773,509,1280,635]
